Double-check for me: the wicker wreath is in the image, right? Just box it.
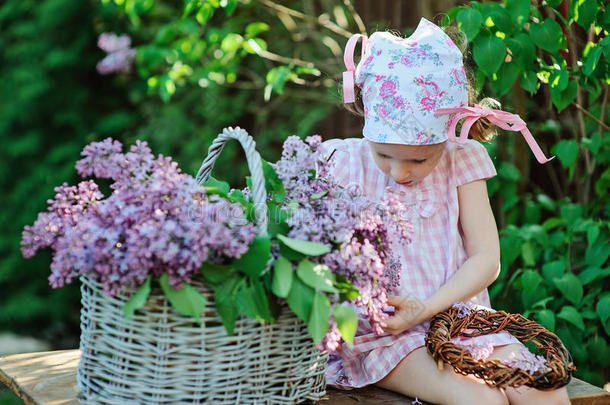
[424,303,576,389]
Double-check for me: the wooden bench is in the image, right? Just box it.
[1,350,608,405]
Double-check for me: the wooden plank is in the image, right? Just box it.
[1,350,608,405]
[0,350,80,405]
[567,377,610,405]
[323,385,432,404]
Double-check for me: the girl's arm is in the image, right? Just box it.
[424,178,501,317]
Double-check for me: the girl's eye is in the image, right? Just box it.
[377,153,390,159]
[414,159,426,164]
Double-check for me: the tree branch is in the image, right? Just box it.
[257,0,353,38]
[343,0,366,35]
[572,102,610,131]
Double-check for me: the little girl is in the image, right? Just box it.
[321,17,570,405]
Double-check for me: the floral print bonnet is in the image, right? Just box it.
[342,17,553,164]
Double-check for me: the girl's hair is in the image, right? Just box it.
[340,23,499,142]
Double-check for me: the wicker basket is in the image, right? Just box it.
[76,127,329,404]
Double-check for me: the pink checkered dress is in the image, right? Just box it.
[320,137,521,389]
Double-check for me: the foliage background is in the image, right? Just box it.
[0,0,608,401]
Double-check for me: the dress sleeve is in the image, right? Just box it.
[451,140,497,187]
[320,139,351,184]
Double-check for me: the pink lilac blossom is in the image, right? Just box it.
[452,301,476,318]
[503,347,549,375]
[272,135,413,351]
[96,32,136,75]
[459,340,495,361]
[21,138,258,297]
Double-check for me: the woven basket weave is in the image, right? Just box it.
[76,127,329,404]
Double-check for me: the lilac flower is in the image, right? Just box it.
[503,347,549,375]
[96,33,136,75]
[452,301,476,319]
[22,138,258,296]
[459,340,495,361]
[272,135,413,351]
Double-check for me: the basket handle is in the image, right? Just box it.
[196,127,268,236]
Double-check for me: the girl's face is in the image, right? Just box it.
[368,140,446,186]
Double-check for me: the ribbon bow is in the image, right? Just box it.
[434,104,554,164]
[343,33,368,103]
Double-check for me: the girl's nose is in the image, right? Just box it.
[391,164,410,182]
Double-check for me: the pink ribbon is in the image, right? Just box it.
[434,104,554,164]
[343,33,368,103]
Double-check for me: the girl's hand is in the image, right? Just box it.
[381,295,430,336]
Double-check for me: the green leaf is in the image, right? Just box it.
[195,4,215,26]
[506,0,530,28]
[559,203,582,227]
[582,45,602,76]
[473,36,506,76]
[234,236,271,277]
[490,62,519,96]
[550,79,577,113]
[586,237,610,267]
[222,0,238,15]
[489,6,513,33]
[456,8,483,40]
[334,305,358,345]
[271,256,293,298]
[552,273,583,305]
[542,260,565,283]
[508,33,535,69]
[245,22,270,38]
[261,159,285,202]
[578,267,610,285]
[123,276,151,320]
[519,70,538,93]
[277,234,330,256]
[542,217,563,231]
[536,194,555,211]
[557,305,585,330]
[535,309,555,332]
[582,132,601,156]
[587,224,600,245]
[553,139,579,170]
[236,277,274,323]
[521,269,542,295]
[570,0,597,31]
[310,190,328,199]
[266,66,291,96]
[220,33,243,53]
[596,295,610,334]
[243,38,268,54]
[521,242,535,266]
[296,259,339,293]
[213,275,243,335]
[201,262,236,285]
[159,273,207,323]
[308,292,331,344]
[529,19,562,52]
[498,162,521,181]
[286,276,315,322]
[202,176,230,194]
[548,67,569,92]
[266,203,290,237]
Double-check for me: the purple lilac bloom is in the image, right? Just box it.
[272,135,413,351]
[96,33,136,75]
[21,138,258,297]
[459,340,495,361]
[503,347,549,375]
[452,301,476,318]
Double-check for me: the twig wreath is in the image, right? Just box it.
[424,302,577,389]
